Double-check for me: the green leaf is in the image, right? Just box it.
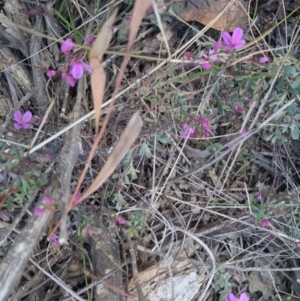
[292,75,300,89]
[290,125,300,140]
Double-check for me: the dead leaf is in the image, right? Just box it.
[89,9,117,133]
[178,0,249,31]
[78,112,143,202]
[208,168,222,189]
[112,0,152,97]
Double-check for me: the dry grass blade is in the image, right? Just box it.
[89,9,118,133]
[77,112,143,203]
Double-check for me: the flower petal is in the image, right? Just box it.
[182,123,189,130]
[22,111,32,123]
[13,122,22,130]
[70,62,83,79]
[222,31,232,46]
[61,38,75,53]
[259,56,269,63]
[82,62,92,73]
[22,123,33,129]
[227,293,238,301]
[202,62,212,69]
[232,27,244,44]
[240,293,249,301]
[66,75,76,87]
[214,40,222,51]
[47,70,56,77]
[14,110,22,123]
[34,207,45,216]
[234,40,246,50]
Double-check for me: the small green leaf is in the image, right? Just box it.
[292,75,300,89]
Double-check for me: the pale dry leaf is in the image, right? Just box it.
[208,168,222,189]
[90,9,118,63]
[112,0,152,98]
[79,112,143,201]
[90,9,118,133]
[178,0,248,31]
[128,0,152,51]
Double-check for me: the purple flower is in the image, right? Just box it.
[43,196,52,204]
[259,56,269,63]
[214,40,222,51]
[296,241,300,247]
[34,207,45,216]
[49,235,59,246]
[240,128,247,135]
[61,68,76,87]
[70,61,92,79]
[185,51,191,60]
[146,6,154,13]
[84,35,94,44]
[228,293,249,301]
[117,217,126,225]
[222,27,246,51]
[201,62,212,70]
[180,123,195,138]
[261,219,270,227]
[248,100,253,107]
[199,117,211,133]
[235,103,246,114]
[66,75,76,87]
[13,110,33,130]
[61,38,75,53]
[46,70,56,77]
[86,227,93,235]
[256,193,262,201]
[73,194,81,202]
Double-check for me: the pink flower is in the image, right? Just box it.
[43,196,52,204]
[73,194,81,202]
[199,117,211,133]
[259,56,269,63]
[66,75,76,87]
[61,38,75,53]
[296,241,300,247]
[86,227,93,235]
[13,110,33,130]
[185,51,191,60]
[84,35,94,44]
[240,128,247,135]
[261,219,270,227]
[228,293,249,301]
[70,61,92,79]
[117,217,126,225]
[201,62,212,69]
[235,103,246,114]
[45,152,52,158]
[34,207,45,216]
[180,123,195,138]
[146,6,154,13]
[214,40,222,51]
[46,70,56,77]
[256,193,262,201]
[222,27,246,51]
[49,235,59,246]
